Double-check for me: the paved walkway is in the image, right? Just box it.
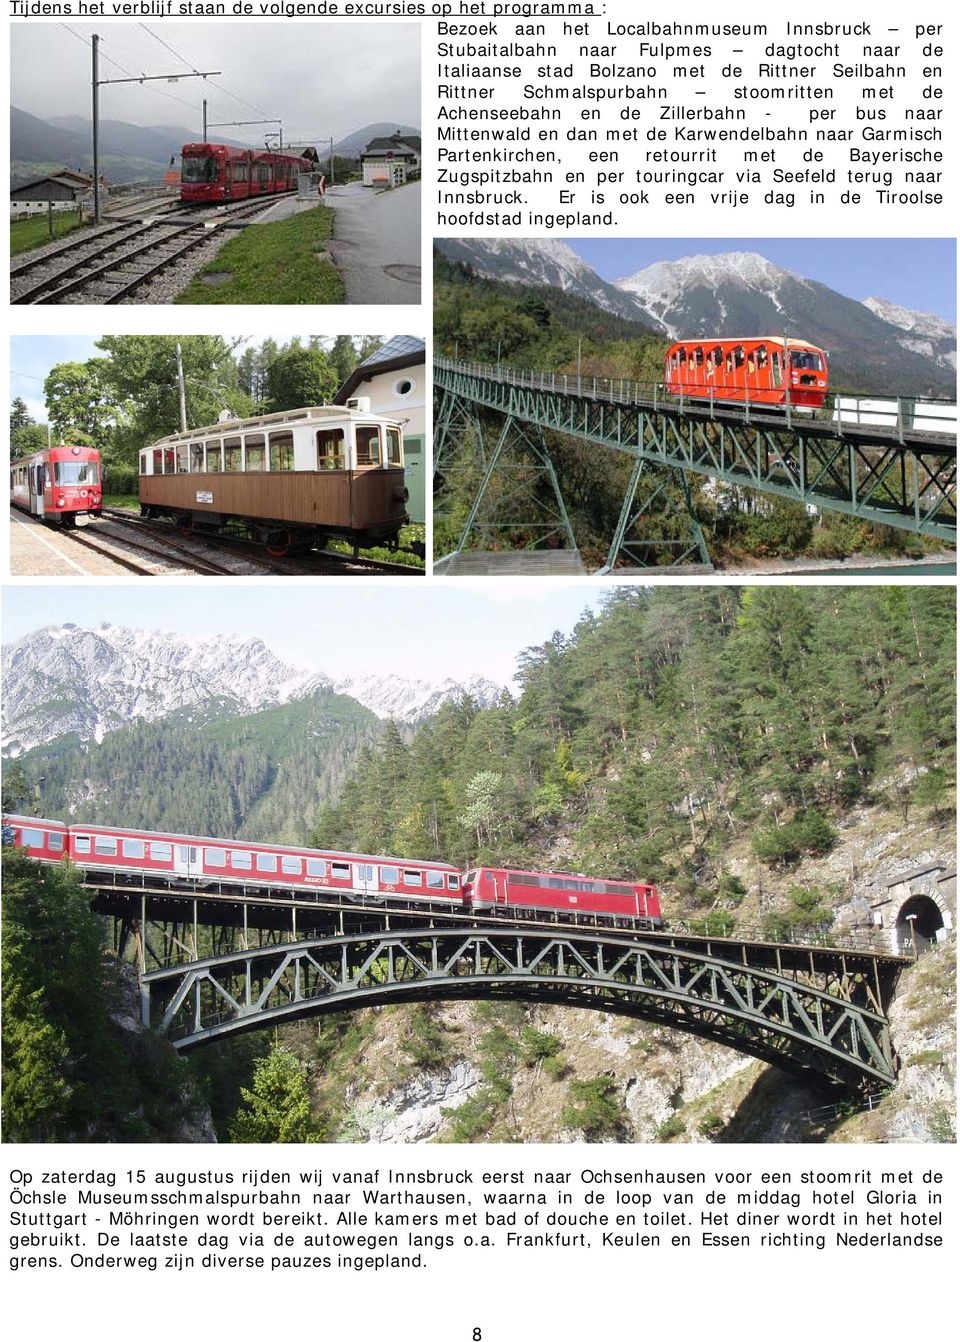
[9,511,130,576]
[325,182,421,304]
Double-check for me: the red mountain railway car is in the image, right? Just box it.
[464,866,663,928]
[180,144,317,203]
[9,445,102,527]
[664,337,829,409]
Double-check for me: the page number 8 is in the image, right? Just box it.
[472,1330,482,1341]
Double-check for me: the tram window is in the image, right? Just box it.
[403,870,423,886]
[355,426,381,467]
[448,875,459,890]
[734,347,745,369]
[205,440,223,473]
[121,839,145,858]
[49,831,64,851]
[711,346,723,367]
[678,348,687,364]
[150,842,172,861]
[223,437,242,472]
[269,431,295,471]
[153,448,164,474]
[317,428,345,470]
[357,863,375,882]
[386,428,402,466]
[380,866,399,884]
[791,350,824,371]
[190,443,204,472]
[21,828,44,848]
[95,836,118,855]
[74,836,91,853]
[231,850,252,870]
[256,853,278,873]
[724,352,733,374]
[426,871,445,889]
[206,848,226,866]
[245,434,266,471]
[694,347,704,366]
[757,346,768,369]
[281,856,302,875]
[331,862,351,880]
[177,445,189,473]
[306,859,326,877]
[182,155,219,183]
[55,460,99,486]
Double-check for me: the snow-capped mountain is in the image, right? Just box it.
[1,624,507,756]
[862,297,956,372]
[435,238,650,324]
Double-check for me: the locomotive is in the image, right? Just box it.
[3,816,662,930]
[138,402,409,557]
[9,445,102,527]
[664,337,829,409]
[180,143,317,204]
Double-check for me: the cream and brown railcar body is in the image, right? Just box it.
[139,403,408,555]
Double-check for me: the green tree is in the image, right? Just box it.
[265,344,338,411]
[10,396,32,431]
[10,422,49,458]
[229,1040,323,1142]
[44,359,119,442]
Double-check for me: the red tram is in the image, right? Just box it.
[180,144,317,203]
[664,337,829,408]
[9,445,102,527]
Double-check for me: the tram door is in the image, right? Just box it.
[172,844,201,878]
[357,863,378,899]
[30,463,45,517]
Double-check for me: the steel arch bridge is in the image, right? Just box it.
[433,358,957,571]
[141,925,900,1092]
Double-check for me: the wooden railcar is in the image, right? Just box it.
[9,445,102,527]
[664,337,829,408]
[179,143,316,203]
[138,404,408,555]
[463,866,663,928]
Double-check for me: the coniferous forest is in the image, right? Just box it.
[2,586,955,1142]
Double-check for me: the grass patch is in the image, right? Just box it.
[175,206,343,305]
[101,494,138,511]
[11,212,88,256]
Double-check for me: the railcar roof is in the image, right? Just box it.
[668,337,825,350]
[151,405,402,445]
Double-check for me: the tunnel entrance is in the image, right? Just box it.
[895,895,945,956]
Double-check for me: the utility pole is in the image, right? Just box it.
[176,343,188,433]
[202,97,207,141]
[90,34,220,224]
[329,137,335,185]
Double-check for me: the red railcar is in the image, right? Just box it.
[180,143,316,203]
[464,866,663,927]
[9,445,102,527]
[664,337,829,408]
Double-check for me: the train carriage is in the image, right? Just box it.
[464,866,663,927]
[9,445,102,527]
[664,337,829,409]
[3,815,70,861]
[139,402,409,556]
[180,143,317,203]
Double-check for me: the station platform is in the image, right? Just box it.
[434,550,587,576]
[9,511,129,577]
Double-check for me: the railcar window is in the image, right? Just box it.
[734,346,745,368]
[711,346,723,367]
[380,866,399,884]
[150,842,172,861]
[331,862,351,880]
[223,437,242,472]
[21,828,44,848]
[757,346,768,369]
[177,446,189,473]
[74,836,91,853]
[182,155,219,183]
[205,440,223,473]
[245,434,266,471]
[790,351,824,371]
[269,431,295,471]
[317,428,345,470]
[95,836,118,855]
[695,347,704,366]
[281,857,302,874]
[464,871,478,886]
[49,832,64,851]
[256,853,278,872]
[190,444,204,473]
[121,839,145,858]
[403,870,423,886]
[206,849,226,866]
[306,859,326,877]
[55,461,100,485]
[357,864,375,882]
[386,428,402,466]
[447,875,460,890]
[153,448,164,474]
[355,426,381,467]
[426,871,445,889]
[231,851,252,870]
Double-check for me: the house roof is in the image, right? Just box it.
[334,336,426,403]
[361,133,421,158]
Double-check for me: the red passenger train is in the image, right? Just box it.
[664,337,829,409]
[9,445,102,527]
[3,817,663,930]
[180,144,317,203]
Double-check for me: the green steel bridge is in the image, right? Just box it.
[433,358,957,573]
[81,872,910,1094]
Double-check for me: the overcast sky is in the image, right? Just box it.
[1,585,609,687]
[11,22,420,143]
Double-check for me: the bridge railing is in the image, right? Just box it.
[435,357,958,444]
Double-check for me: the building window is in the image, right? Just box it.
[269,431,295,471]
[394,377,415,396]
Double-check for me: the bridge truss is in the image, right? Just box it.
[434,359,957,570]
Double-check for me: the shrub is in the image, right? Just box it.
[520,1026,562,1066]
[697,1112,725,1137]
[562,1076,625,1138]
[655,1115,685,1142]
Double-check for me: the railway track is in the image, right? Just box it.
[64,519,238,576]
[11,193,295,306]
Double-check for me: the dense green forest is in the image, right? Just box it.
[433,254,945,566]
[9,334,384,492]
